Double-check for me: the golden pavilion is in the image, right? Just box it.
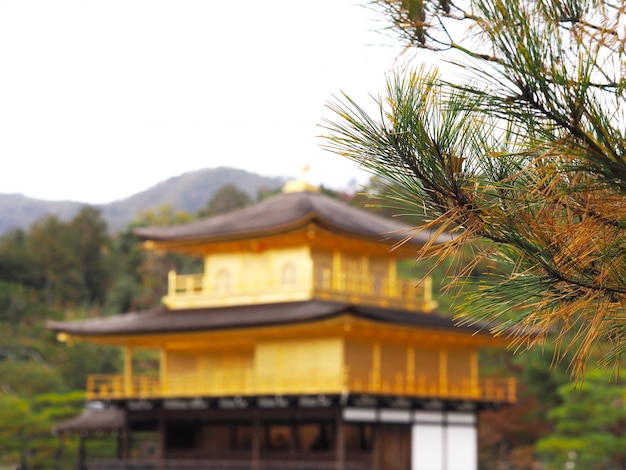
[49,182,515,470]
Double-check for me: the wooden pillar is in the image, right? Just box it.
[406,346,415,394]
[158,411,166,459]
[335,412,345,470]
[388,257,397,297]
[251,412,260,470]
[470,350,479,397]
[372,342,381,391]
[76,434,86,470]
[160,348,168,396]
[332,250,342,291]
[123,346,134,397]
[290,420,300,457]
[423,276,433,309]
[53,435,64,470]
[121,419,131,459]
[360,255,369,293]
[167,270,176,297]
[116,431,123,459]
[439,348,448,396]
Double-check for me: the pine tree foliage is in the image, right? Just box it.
[536,370,626,469]
[323,0,626,376]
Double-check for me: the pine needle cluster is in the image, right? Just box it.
[322,0,626,378]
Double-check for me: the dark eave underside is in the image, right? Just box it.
[47,301,489,337]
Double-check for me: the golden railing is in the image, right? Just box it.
[87,370,516,404]
[164,271,436,311]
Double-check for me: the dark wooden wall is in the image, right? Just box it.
[373,424,411,470]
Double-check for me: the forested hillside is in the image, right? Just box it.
[0,183,623,469]
[0,183,262,468]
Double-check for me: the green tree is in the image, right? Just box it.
[6,207,113,308]
[134,204,193,227]
[0,360,64,397]
[55,341,120,391]
[0,209,121,466]
[25,215,78,305]
[69,206,110,304]
[107,205,203,312]
[0,229,39,289]
[323,0,626,375]
[536,371,626,469]
[0,394,39,468]
[477,344,571,468]
[198,183,252,217]
[0,391,90,470]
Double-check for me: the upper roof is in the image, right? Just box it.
[133,190,447,247]
[47,300,491,338]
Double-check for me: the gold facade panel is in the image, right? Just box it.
[345,340,373,390]
[380,344,407,393]
[414,347,440,393]
[447,349,473,397]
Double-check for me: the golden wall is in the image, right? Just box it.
[161,336,476,399]
[204,247,313,292]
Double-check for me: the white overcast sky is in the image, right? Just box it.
[0,0,413,204]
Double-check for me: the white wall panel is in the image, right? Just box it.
[342,407,377,422]
[446,425,477,470]
[412,423,444,470]
[380,409,411,423]
[413,410,444,423]
[447,411,476,425]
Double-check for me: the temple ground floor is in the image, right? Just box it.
[57,394,495,470]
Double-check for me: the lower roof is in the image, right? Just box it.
[53,408,124,434]
[47,300,491,338]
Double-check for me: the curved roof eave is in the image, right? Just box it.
[133,191,450,248]
[47,301,495,338]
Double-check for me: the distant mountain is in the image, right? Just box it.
[0,194,84,235]
[0,167,287,234]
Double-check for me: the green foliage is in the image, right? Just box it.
[0,229,39,289]
[69,207,111,304]
[0,361,64,397]
[104,226,156,313]
[0,281,46,324]
[0,394,38,467]
[0,208,123,467]
[104,243,155,313]
[55,341,120,391]
[197,183,253,217]
[125,206,204,303]
[134,204,194,227]
[0,391,87,469]
[0,207,111,308]
[536,371,626,469]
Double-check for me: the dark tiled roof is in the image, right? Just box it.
[53,408,124,434]
[47,301,487,337]
[133,191,447,246]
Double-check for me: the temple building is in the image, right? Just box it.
[49,182,516,470]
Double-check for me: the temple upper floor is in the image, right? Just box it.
[164,246,437,311]
[133,189,451,311]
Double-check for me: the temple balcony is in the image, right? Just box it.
[163,270,437,311]
[86,370,516,404]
